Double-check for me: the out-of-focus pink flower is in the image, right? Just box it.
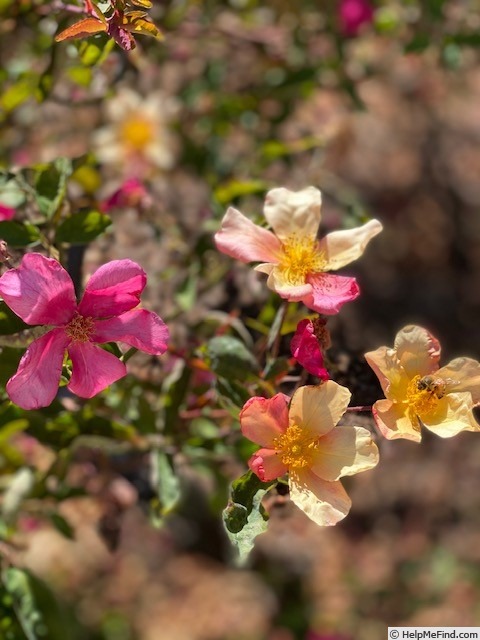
[0,203,15,221]
[240,381,379,526]
[339,0,374,37]
[291,318,329,379]
[215,187,382,315]
[100,178,149,212]
[365,325,480,442]
[0,253,169,410]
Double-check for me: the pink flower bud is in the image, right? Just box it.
[291,318,329,380]
[339,0,374,37]
[0,203,15,221]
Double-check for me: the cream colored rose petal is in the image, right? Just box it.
[319,219,383,271]
[265,266,313,301]
[310,425,379,481]
[373,398,422,442]
[289,470,351,526]
[394,325,441,378]
[437,357,480,404]
[364,346,409,400]
[289,381,351,437]
[423,392,480,438]
[263,187,321,242]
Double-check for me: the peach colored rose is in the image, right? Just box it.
[240,381,379,526]
[365,325,480,442]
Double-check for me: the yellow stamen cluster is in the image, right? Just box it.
[120,117,154,150]
[65,313,95,343]
[272,424,319,469]
[277,234,325,286]
[405,374,440,427]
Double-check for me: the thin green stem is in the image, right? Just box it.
[121,347,138,363]
[267,299,288,360]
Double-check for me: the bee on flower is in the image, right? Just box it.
[93,88,178,175]
[365,325,480,442]
[240,381,379,526]
[215,187,382,315]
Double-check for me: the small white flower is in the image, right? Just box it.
[94,88,178,171]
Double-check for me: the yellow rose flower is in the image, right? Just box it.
[365,325,480,442]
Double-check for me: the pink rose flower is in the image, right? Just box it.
[215,187,382,315]
[0,203,15,221]
[291,318,329,379]
[0,253,169,409]
[240,382,379,526]
[339,0,374,37]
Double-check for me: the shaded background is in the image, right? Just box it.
[1,1,480,639]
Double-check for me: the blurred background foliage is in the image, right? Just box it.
[1,1,480,639]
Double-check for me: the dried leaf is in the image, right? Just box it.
[108,22,137,50]
[130,0,153,8]
[55,17,106,42]
[122,14,163,39]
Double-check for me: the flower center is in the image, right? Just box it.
[272,424,319,469]
[120,116,154,150]
[405,374,442,427]
[65,313,95,343]
[277,234,325,286]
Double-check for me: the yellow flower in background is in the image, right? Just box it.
[93,88,178,173]
[365,325,480,442]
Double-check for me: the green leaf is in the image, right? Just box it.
[0,177,26,208]
[3,568,42,640]
[34,158,72,218]
[48,512,75,540]
[151,449,181,516]
[0,347,23,386]
[25,410,137,452]
[263,356,290,382]
[447,33,480,47]
[2,467,34,520]
[425,0,445,19]
[3,568,87,640]
[176,267,198,312]
[229,469,275,514]
[55,210,111,244]
[215,376,251,409]
[0,418,29,444]
[0,301,29,335]
[223,471,275,563]
[223,501,248,533]
[0,419,29,472]
[206,336,258,382]
[266,301,287,351]
[77,34,115,66]
[162,359,192,434]
[214,179,269,206]
[0,79,35,113]
[67,66,93,87]
[405,33,431,54]
[0,221,40,247]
